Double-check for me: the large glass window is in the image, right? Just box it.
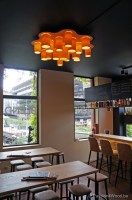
[74,77,94,140]
[3,68,38,146]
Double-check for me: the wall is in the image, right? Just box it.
[39,69,90,163]
[94,77,113,134]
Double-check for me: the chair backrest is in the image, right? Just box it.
[100,139,113,156]
[117,143,132,162]
[88,137,100,152]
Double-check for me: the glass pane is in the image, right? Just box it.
[74,101,94,140]
[3,98,38,146]
[3,69,37,96]
[126,124,132,137]
[74,77,92,99]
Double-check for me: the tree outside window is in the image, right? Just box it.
[3,69,38,146]
[74,77,94,140]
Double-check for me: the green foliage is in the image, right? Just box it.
[29,114,37,143]
[75,77,91,87]
[126,125,132,137]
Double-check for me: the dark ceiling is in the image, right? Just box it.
[0,0,132,79]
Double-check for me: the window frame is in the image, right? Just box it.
[3,67,39,147]
[74,75,94,141]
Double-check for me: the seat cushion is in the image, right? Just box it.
[59,179,75,185]
[68,184,92,196]
[16,164,32,171]
[36,161,51,168]
[87,172,108,182]
[35,190,60,200]
[10,159,25,165]
[29,185,49,193]
[31,157,44,162]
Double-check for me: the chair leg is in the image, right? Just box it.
[96,152,99,168]
[120,160,123,179]
[33,193,35,200]
[88,150,91,165]
[66,183,68,198]
[99,154,103,172]
[19,191,21,200]
[115,160,121,187]
[27,190,30,200]
[130,162,132,193]
[106,156,109,175]
[51,154,54,164]
[95,182,99,200]
[104,180,109,200]
[60,183,63,199]
[62,154,65,163]
[87,179,90,187]
[109,156,112,183]
[125,161,127,179]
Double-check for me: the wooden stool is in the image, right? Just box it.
[34,190,60,200]
[51,152,65,164]
[0,194,14,200]
[99,139,118,183]
[88,137,101,168]
[31,157,44,168]
[68,184,92,200]
[10,159,25,172]
[16,164,32,171]
[27,185,49,200]
[36,161,52,168]
[115,143,132,192]
[87,172,109,200]
[55,179,74,199]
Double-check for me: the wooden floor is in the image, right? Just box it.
[17,161,132,200]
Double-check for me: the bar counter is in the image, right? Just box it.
[94,133,132,149]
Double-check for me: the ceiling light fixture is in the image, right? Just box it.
[32,29,94,66]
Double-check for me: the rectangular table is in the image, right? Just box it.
[0,147,60,162]
[0,161,98,196]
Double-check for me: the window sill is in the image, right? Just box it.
[3,144,42,151]
[75,138,88,142]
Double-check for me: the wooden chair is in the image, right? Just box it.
[88,137,101,168]
[99,139,118,182]
[115,143,132,192]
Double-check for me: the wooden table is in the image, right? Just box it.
[94,133,132,149]
[0,161,98,197]
[0,147,60,162]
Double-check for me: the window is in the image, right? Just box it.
[74,76,94,140]
[3,68,38,146]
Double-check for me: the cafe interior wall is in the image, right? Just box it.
[39,69,90,163]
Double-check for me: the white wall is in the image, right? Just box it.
[39,69,90,163]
